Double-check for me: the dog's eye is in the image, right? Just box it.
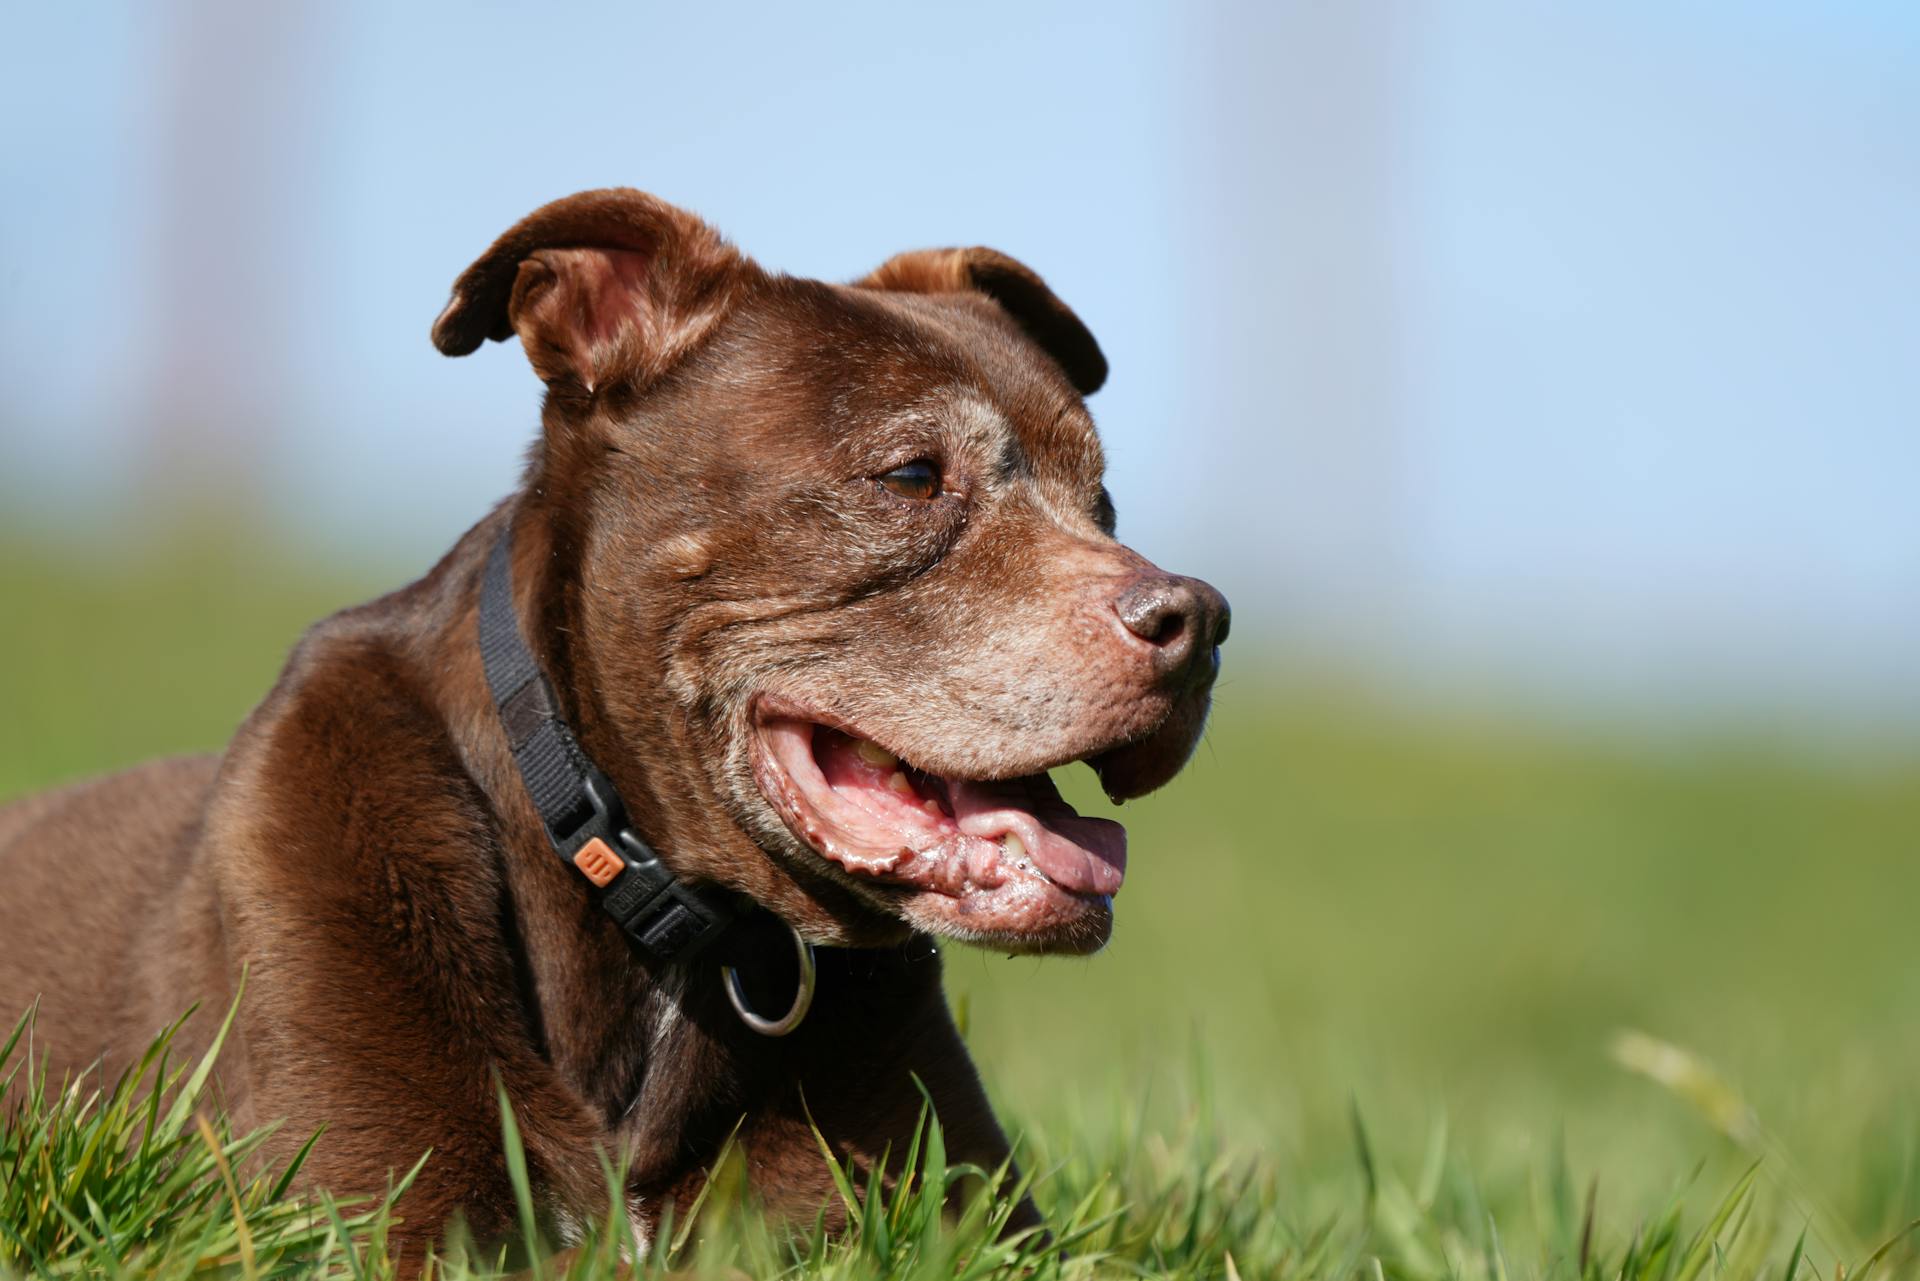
[1094,486,1117,535]
[877,460,941,501]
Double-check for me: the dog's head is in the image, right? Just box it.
[436,189,1228,956]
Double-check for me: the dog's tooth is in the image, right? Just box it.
[999,832,1026,861]
[886,771,915,796]
[923,798,944,817]
[855,740,898,768]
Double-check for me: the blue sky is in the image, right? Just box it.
[2,1,1915,726]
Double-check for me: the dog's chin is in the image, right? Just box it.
[745,696,1198,956]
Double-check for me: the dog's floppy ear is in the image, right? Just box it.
[858,248,1108,395]
[432,188,747,392]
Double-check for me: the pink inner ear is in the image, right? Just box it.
[582,248,652,346]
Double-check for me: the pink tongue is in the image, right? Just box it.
[946,779,1128,897]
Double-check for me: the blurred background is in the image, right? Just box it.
[3,0,1917,1243]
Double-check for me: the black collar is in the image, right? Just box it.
[477,524,735,962]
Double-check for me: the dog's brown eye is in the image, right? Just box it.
[877,460,941,501]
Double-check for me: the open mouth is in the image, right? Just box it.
[751,707,1128,952]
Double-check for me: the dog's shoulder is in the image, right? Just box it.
[208,570,501,924]
[191,575,567,1180]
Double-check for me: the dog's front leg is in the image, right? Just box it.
[663,949,1041,1239]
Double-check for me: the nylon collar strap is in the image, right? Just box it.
[477,525,734,962]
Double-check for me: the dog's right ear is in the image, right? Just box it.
[431,188,748,393]
[858,247,1108,395]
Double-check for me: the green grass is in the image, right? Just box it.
[3,529,1919,1278]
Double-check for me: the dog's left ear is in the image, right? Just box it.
[858,248,1108,395]
[432,188,749,393]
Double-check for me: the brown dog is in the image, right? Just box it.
[0,189,1227,1255]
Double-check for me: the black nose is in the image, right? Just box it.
[1114,574,1231,685]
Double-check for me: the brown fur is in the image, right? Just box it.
[0,189,1226,1259]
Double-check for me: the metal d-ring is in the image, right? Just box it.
[722,923,816,1037]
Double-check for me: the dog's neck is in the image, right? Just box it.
[417,510,809,1123]
[476,518,740,965]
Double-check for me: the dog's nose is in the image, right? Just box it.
[1114,574,1230,686]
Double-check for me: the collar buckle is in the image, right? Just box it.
[561,771,731,963]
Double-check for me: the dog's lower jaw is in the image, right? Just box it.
[719,786,923,951]
[898,892,1113,957]
[734,697,1143,955]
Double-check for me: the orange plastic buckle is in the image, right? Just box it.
[573,836,623,888]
